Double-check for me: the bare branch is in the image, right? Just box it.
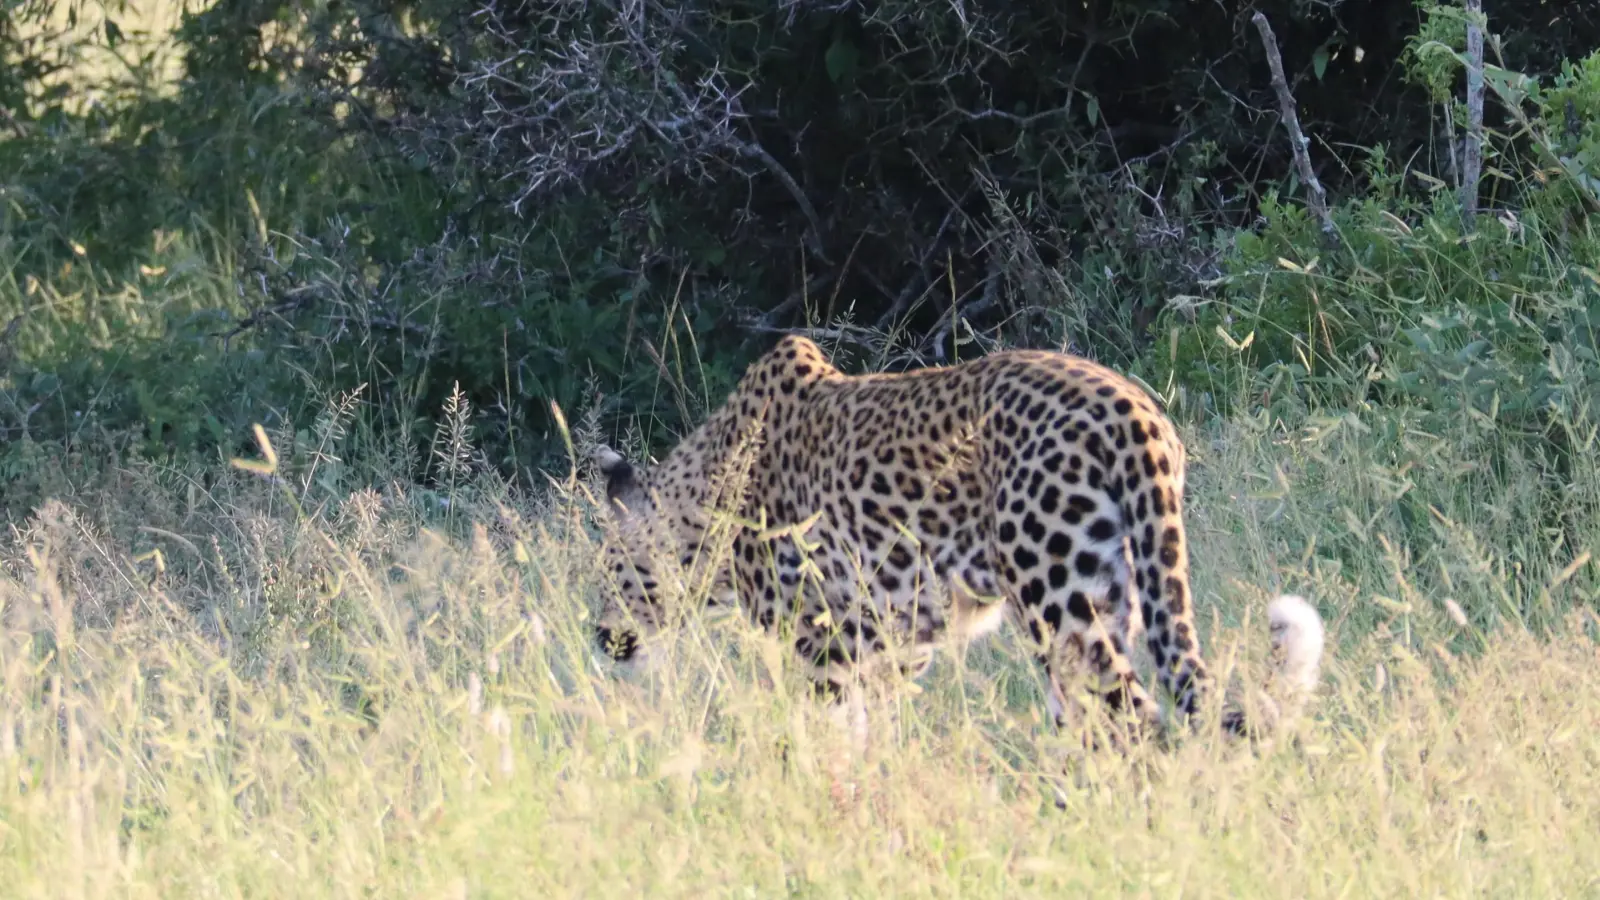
[729,135,830,265]
[1460,0,1486,230]
[0,104,27,139]
[951,103,1075,127]
[875,202,963,328]
[1250,12,1335,239]
[754,270,835,329]
[446,0,746,216]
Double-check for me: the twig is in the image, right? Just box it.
[215,287,317,351]
[1442,101,1459,187]
[1251,13,1336,239]
[951,103,1073,127]
[730,135,831,266]
[754,270,835,329]
[0,105,27,139]
[875,203,962,329]
[743,322,883,345]
[1460,0,1486,230]
[931,251,1002,362]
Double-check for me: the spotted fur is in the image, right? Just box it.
[593,335,1324,741]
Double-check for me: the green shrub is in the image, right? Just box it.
[1158,41,1600,448]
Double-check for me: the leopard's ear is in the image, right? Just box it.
[594,445,646,516]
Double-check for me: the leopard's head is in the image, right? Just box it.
[591,445,681,668]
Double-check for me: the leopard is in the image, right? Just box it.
[590,334,1325,748]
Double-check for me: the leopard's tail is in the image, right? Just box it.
[1268,594,1326,698]
[1224,594,1326,738]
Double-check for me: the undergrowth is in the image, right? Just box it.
[1,373,1597,897]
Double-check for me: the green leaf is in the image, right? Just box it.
[1085,93,1100,127]
[824,38,858,85]
[1313,47,1329,81]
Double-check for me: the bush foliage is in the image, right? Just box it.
[2,0,1600,475]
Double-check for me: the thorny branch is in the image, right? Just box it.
[452,0,744,215]
[447,0,834,267]
[296,0,1299,360]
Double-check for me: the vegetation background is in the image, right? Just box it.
[1,0,1598,895]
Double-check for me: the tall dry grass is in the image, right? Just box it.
[1,393,1597,899]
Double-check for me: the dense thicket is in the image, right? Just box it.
[3,0,1599,473]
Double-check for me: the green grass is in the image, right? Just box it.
[1,365,1597,898]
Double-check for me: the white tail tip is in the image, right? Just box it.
[1268,594,1325,695]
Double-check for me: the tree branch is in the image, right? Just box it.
[754,270,835,329]
[1251,12,1335,239]
[875,202,962,328]
[1460,0,1486,230]
[729,135,831,265]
